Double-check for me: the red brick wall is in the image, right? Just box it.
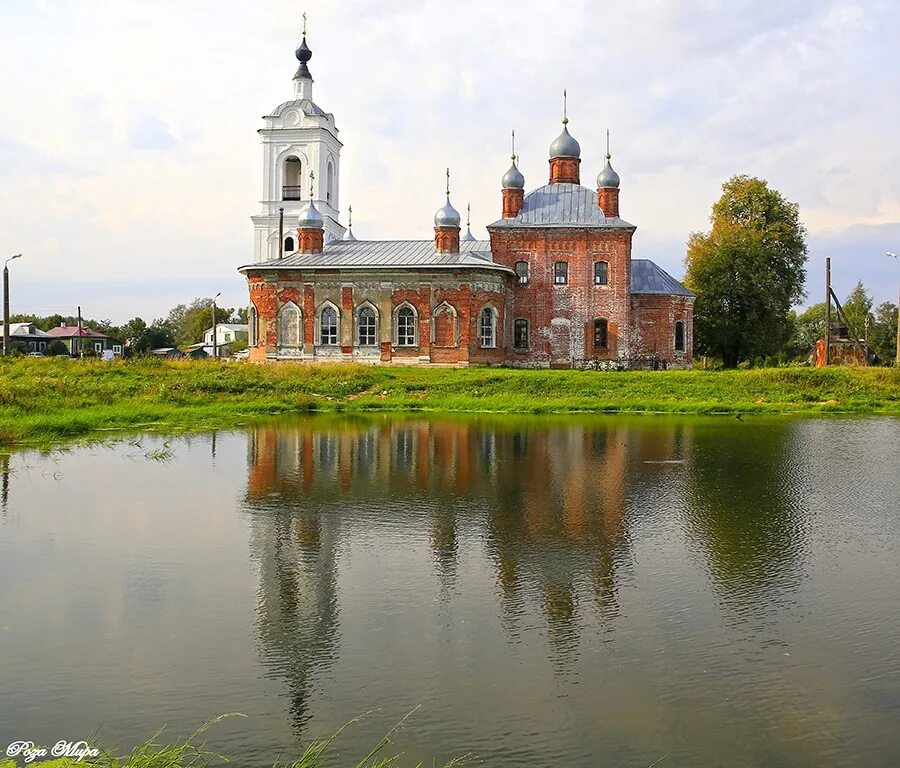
[631,294,694,365]
[502,188,524,219]
[549,157,580,185]
[433,305,457,347]
[434,226,460,254]
[597,187,619,218]
[487,228,633,366]
[297,228,323,254]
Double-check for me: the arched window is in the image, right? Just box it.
[514,318,529,349]
[675,320,686,352]
[594,261,609,285]
[249,306,259,346]
[515,260,530,285]
[319,305,338,346]
[284,236,295,252]
[554,261,568,285]
[479,307,497,348]
[593,318,609,350]
[326,161,334,204]
[432,303,458,347]
[283,156,302,200]
[395,305,417,347]
[357,306,377,346]
[278,303,301,348]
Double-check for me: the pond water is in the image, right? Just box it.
[1,415,899,767]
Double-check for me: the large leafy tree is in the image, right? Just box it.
[166,297,234,347]
[685,176,808,367]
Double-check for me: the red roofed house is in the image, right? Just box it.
[47,323,123,357]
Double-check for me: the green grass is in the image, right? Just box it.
[1,356,898,446]
[0,712,467,768]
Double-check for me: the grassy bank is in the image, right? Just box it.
[1,357,898,445]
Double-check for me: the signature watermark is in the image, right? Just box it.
[5,740,100,764]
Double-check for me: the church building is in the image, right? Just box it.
[239,32,694,368]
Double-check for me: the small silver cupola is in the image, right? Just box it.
[344,205,358,241]
[462,204,476,241]
[597,130,620,189]
[434,168,461,227]
[549,90,581,159]
[298,171,324,229]
[502,130,525,189]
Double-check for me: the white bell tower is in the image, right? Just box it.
[251,18,344,263]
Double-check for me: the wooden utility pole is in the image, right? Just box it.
[77,305,83,358]
[896,285,900,367]
[824,258,831,366]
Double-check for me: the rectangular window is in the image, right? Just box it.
[113,345,122,354]
[554,261,568,285]
[39,342,46,351]
[515,260,530,285]
[593,318,609,350]
[479,309,496,348]
[94,342,103,353]
[397,308,416,346]
[594,261,609,285]
[358,311,377,346]
[514,318,529,349]
[675,321,686,352]
[320,308,338,345]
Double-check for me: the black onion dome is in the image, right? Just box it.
[295,37,312,79]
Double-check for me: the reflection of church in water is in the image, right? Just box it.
[242,418,702,725]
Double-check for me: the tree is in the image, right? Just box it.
[786,302,825,360]
[47,339,69,356]
[166,298,232,347]
[840,281,873,340]
[684,176,808,367]
[870,301,898,365]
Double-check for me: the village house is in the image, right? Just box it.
[239,32,694,368]
[47,323,123,357]
[0,322,53,354]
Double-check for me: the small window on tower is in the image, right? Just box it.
[514,319,529,349]
[285,236,295,252]
[675,320,686,352]
[593,318,609,350]
[594,261,609,285]
[554,261,568,285]
[515,261,530,285]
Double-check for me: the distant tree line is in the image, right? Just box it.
[11,297,249,356]
[685,175,897,367]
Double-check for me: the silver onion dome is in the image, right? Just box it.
[549,124,581,159]
[434,196,461,227]
[298,200,324,229]
[597,157,620,189]
[502,159,525,189]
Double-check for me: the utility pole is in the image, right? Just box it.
[3,254,22,355]
[77,305,84,358]
[824,257,831,366]
[212,292,221,359]
[889,253,899,367]
[278,207,285,260]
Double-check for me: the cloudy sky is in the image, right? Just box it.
[1,0,899,324]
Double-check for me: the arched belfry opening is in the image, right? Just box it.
[326,161,334,205]
[284,157,303,200]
